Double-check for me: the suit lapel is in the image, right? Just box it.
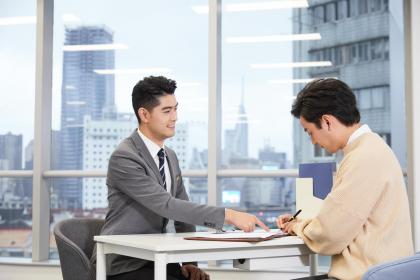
[129,130,164,186]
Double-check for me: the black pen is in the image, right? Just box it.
[287,209,302,222]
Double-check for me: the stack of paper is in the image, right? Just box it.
[184,229,288,243]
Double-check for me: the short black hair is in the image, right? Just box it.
[132,76,177,124]
[291,78,360,128]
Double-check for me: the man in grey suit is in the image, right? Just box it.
[100,76,268,280]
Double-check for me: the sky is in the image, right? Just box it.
[0,0,296,163]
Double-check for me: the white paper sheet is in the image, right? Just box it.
[201,229,285,239]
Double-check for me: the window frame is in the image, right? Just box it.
[0,0,419,262]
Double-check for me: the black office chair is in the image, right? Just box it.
[54,218,104,280]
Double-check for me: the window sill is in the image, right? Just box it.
[0,257,59,267]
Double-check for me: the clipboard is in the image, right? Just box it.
[184,231,289,243]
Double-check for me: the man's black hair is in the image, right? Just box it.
[291,78,360,128]
[132,76,177,124]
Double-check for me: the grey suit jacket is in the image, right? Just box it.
[99,130,225,276]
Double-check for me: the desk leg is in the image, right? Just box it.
[96,243,106,280]
[154,253,167,280]
[309,254,318,276]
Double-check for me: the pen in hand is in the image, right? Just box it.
[287,209,302,222]
[276,209,302,233]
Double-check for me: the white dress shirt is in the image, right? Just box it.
[347,124,371,145]
[137,129,172,194]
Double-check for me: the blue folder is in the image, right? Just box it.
[299,162,336,199]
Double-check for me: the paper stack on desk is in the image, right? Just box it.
[184,229,288,243]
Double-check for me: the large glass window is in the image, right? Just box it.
[313,5,325,25]
[0,2,35,171]
[51,0,208,209]
[355,86,388,111]
[218,177,295,229]
[337,0,349,20]
[358,0,369,15]
[221,0,295,171]
[350,0,359,17]
[325,2,336,22]
[0,0,35,258]
[0,178,33,257]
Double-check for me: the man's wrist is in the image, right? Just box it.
[291,220,300,235]
[224,208,232,224]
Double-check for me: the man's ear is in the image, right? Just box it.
[138,108,149,123]
[321,115,332,130]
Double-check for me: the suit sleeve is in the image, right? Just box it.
[107,149,225,229]
[173,173,197,233]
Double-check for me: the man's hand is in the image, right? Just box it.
[181,264,209,280]
[225,209,269,232]
[276,214,297,235]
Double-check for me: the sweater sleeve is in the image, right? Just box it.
[293,151,387,255]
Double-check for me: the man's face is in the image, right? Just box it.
[299,116,340,154]
[140,94,178,142]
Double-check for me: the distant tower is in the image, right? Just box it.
[224,77,249,163]
[59,25,116,209]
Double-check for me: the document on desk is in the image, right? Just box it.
[184,229,289,243]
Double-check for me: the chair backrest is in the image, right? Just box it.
[362,253,420,280]
[54,218,104,280]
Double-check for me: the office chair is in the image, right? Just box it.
[54,218,104,280]
[362,253,420,280]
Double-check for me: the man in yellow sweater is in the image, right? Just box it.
[277,78,414,280]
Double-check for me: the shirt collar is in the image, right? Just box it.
[137,128,164,158]
[347,124,371,145]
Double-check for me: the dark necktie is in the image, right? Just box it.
[157,148,167,190]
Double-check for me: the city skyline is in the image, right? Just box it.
[0,0,296,164]
[1,1,405,174]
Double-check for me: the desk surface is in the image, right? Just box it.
[94,232,305,252]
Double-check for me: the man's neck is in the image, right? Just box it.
[343,123,362,146]
[138,126,164,147]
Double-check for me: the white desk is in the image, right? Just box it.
[95,232,317,280]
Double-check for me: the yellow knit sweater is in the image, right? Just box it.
[293,132,413,280]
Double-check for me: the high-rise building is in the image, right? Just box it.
[0,132,23,198]
[23,131,61,200]
[164,120,208,170]
[166,121,208,202]
[224,99,249,165]
[22,139,34,200]
[292,0,401,164]
[0,132,22,170]
[0,133,26,216]
[59,25,116,209]
[176,122,208,206]
[258,144,294,207]
[24,140,34,170]
[82,114,136,210]
[165,122,190,171]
